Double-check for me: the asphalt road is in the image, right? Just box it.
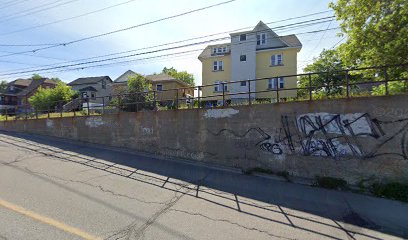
[0,131,406,240]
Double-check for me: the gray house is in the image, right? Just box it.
[68,76,112,104]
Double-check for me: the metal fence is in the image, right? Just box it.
[0,63,407,121]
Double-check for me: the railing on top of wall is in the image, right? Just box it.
[0,63,407,121]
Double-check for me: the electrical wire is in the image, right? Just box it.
[0,0,80,24]
[0,0,31,11]
[0,0,238,58]
[0,14,336,73]
[0,0,139,36]
[0,27,340,77]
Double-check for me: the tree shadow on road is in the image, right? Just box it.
[0,131,405,239]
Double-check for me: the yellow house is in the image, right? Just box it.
[112,70,194,103]
[198,21,302,103]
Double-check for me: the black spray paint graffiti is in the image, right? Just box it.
[208,113,408,160]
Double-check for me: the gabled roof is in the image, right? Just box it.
[68,76,112,85]
[253,21,278,37]
[114,70,137,83]
[1,78,58,96]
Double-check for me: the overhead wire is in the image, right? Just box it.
[0,0,139,36]
[0,0,31,11]
[0,0,238,58]
[0,27,340,77]
[0,14,336,73]
[0,0,80,24]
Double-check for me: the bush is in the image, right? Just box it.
[370,182,408,202]
[29,82,74,111]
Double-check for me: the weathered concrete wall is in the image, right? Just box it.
[2,95,408,184]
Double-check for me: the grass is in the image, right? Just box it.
[313,176,349,190]
[369,182,408,203]
[0,111,100,121]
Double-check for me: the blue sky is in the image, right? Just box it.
[0,0,343,84]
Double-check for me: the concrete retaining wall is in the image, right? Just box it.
[2,95,408,184]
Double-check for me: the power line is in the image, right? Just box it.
[0,27,340,77]
[0,14,336,73]
[0,0,31,11]
[0,0,138,37]
[0,0,239,58]
[0,0,80,24]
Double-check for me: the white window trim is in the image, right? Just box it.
[271,54,283,66]
[213,61,224,71]
[257,33,267,45]
[268,77,284,89]
[239,34,246,41]
[214,81,228,92]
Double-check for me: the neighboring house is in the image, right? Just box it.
[112,70,194,103]
[68,76,112,104]
[0,78,57,111]
[198,21,302,103]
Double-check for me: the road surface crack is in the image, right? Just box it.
[169,208,296,240]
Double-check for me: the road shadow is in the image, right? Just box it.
[0,131,407,239]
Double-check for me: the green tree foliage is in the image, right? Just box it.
[162,67,195,86]
[31,74,43,80]
[120,73,153,111]
[299,49,352,98]
[0,80,7,92]
[330,0,407,76]
[28,82,75,111]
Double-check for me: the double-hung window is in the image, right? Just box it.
[213,61,224,71]
[257,33,267,45]
[268,77,284,89]
[271,54,283,66]
[239,34,246,41]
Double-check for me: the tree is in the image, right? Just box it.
[29,82,75,111]
[31,74,43,80]
[162,67,195,86]
[330,0,407,76]
[0,80,7,92]
[122,73,153,111]
[299,49,350,98]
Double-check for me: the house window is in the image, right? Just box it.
[91,92,96,98]
[268,77,284,89]
[239,34,246,41]
[156,84,163,91]
[214,81,228,92]
[214,81,220,92]
[102,80,106,89]
[240,81,247,87]
[240,55,246,62]
[9,86,14,91]
[257,33,267,45]
[271,54,283,66]
[213,47,228,54]
[213,61,224,71]
[81,92,88,98]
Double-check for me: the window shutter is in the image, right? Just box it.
[271,55,276,66]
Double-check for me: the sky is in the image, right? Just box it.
[0,0,344,85]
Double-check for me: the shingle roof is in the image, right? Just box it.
[114,70,137,83]
[78,86,98,92]
[68,76,111,85]
[145,73,176,82]
[2,78,58,96]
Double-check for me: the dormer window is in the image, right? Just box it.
[212,46,228,54]
[239,34,246,41]
[257,33,267,45]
